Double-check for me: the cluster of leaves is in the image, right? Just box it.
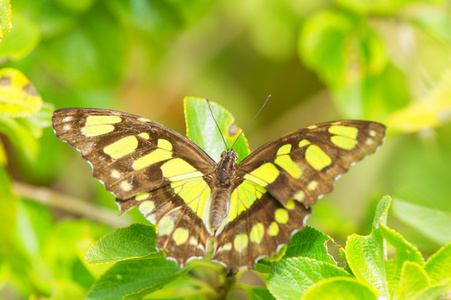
[83,196,451,299]
[82,100,448,299]
[1,0,451,299]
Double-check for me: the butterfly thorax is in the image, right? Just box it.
[209,151,238,231]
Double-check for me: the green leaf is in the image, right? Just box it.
[267,257,351,300]
[284,226,335,265]
[86,223,160,263]
[392,195,451,245]
[346,196,425,298]
[302,277,379,300]
[389,126,451,246]
[243,286,275,300]
[0,0,12,39]
[0,114,39,162]
[412,279,451,300]
[0,14,40,61]
[184,97,250,163]
[423,242,451,285]
[346,196,390,297]
[346,234,388,297]
[393,261,429,300]
[380,225,424,295]
[86,258,182,300]
[0,166,16,252]
[0,68,42,117]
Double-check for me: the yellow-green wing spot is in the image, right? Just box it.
[275,208,289,224]
[158,216,175,236]
[243,162,279,187]
[138,132,150,139]
[171,179,211,219]
[307,180,318,191]
[294,191,305,202]
[80,115,122,137]
[111,169,121,179]
[139,201,155,215]
[133,150,171,170]
[286,199,296,210]
[135,192,150,201]
[172,228,189,245]
[157,139,173,151]
[234,234,249,252]
[229,181,266,221]
[330,136,358,150]
[161,158,203,182]
[328,125,358,139]
[86,115,122,126]
[81,125,115,137]
[267,222,279,236]
[250,223,265,244]
[275,144,302,178]
[299,139,311,148]
[133,139,174,170]
[103,136,138,159]
[305,145,332,171]
[329,125,359,150]
[120,181,133,192]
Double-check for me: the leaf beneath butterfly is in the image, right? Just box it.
[184,97,250,163]
[86,223,161,263]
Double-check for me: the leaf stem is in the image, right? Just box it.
[12,181,132,227]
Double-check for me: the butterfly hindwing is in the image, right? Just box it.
[117,181,213,267]
[212,189,311,272]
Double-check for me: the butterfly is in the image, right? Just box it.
[52,103,385,274]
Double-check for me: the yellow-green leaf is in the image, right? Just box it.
[387,71,451,133]
[393,261,429,300]
[302,277,379,300]
[0,68,42,117]
[0,0,12,41]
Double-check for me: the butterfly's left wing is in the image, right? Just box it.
[212,120,386,273]
[52,108,217,267]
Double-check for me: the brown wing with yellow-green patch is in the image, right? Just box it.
[212,120,385,273]
[52,108,217,267]
[52,108,216,199]
[238,120,386,207]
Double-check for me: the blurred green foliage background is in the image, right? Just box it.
[1,0,451,299]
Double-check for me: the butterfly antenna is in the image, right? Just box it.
[231,94,271,151]
[206,99,229,150]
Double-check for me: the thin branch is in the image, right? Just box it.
[13,181,132,228]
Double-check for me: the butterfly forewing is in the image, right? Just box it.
[52,108,216,199]
[238,121,386,207]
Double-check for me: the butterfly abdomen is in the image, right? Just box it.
[209,186,233,231]
[209,151,239,231]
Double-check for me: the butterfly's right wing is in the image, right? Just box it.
[52,108,217,266]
